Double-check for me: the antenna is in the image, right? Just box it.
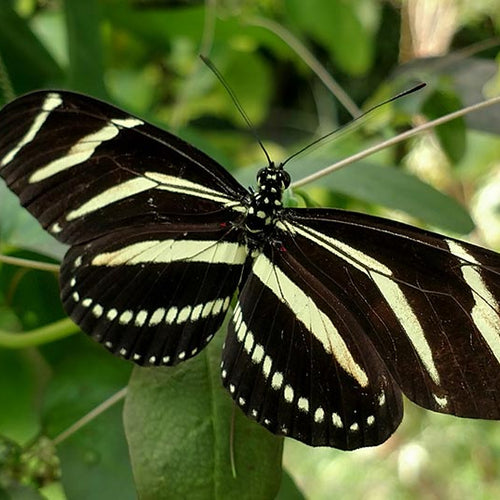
[282,83,426,167]
[200,55,273,167]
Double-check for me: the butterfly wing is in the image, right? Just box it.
[222,247,404,450]
[0,91,250,362]
[0,91,248,244]
[222,207,500,448]
[281,209,500,418]
[61,223,247,365]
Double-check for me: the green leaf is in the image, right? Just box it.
[422,88,466,164]
[124,332,283,500]
[0,259,63,331]
[41,336,133,499]
[0,184,66,261]
[64,0,107,97]
[286,0,374,75]
[0,351,45,444]
[276,469,305,500]
[55,401,135,500]
[288,161,475,234]
[0,3,63,99]
[42,336,131,437]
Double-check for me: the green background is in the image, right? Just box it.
[0,0,499,499]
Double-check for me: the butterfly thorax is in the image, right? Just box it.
[243,163,290,248]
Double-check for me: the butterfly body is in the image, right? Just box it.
[0,91,499,450]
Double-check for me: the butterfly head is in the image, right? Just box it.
[256,162,291,193]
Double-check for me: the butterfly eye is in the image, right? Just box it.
[278,170,291,190]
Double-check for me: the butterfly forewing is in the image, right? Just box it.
[0,91,248,245]
[0,90,249,365]
[222,249,404,449]
[278,208,500,419]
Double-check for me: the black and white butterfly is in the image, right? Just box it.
[0,90,499,450]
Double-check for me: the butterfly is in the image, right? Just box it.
[0,90,499,450]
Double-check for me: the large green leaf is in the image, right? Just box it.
[55,401,135,500]
[41,336,133,499]
[124,332,283,500]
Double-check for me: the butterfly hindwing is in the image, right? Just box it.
[0,91,248,245]
[278,208,500,419]
[60,223,248,365]
[222,248,404,449]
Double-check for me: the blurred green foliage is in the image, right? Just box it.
[0,0,499,499]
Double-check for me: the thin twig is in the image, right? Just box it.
[0,254,60,273]
[52,387,128,446]
[291,95,500,188]
[247,16,361,118]
[200,0,217,57]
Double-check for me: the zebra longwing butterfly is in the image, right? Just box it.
[0,91,499,450]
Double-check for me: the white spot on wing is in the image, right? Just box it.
[284,384,294,403]
[298,397,309,413]
[92,304,103,318]
[135,310,148,327]
[314,407,324,422]
[433,393,448,408]
[332,413,343,428]
[106,308,118,320]
[165,307,178,324]
[262,355,272,378]
[252,344,264,364]
[176,306,191,324]
[244,330,254,353]
[271,372,283,390]
[119,310,133,325]
[378,391,386,406]
[51,222,63,234]
[149,308,165,326]
[191,304,203,321]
